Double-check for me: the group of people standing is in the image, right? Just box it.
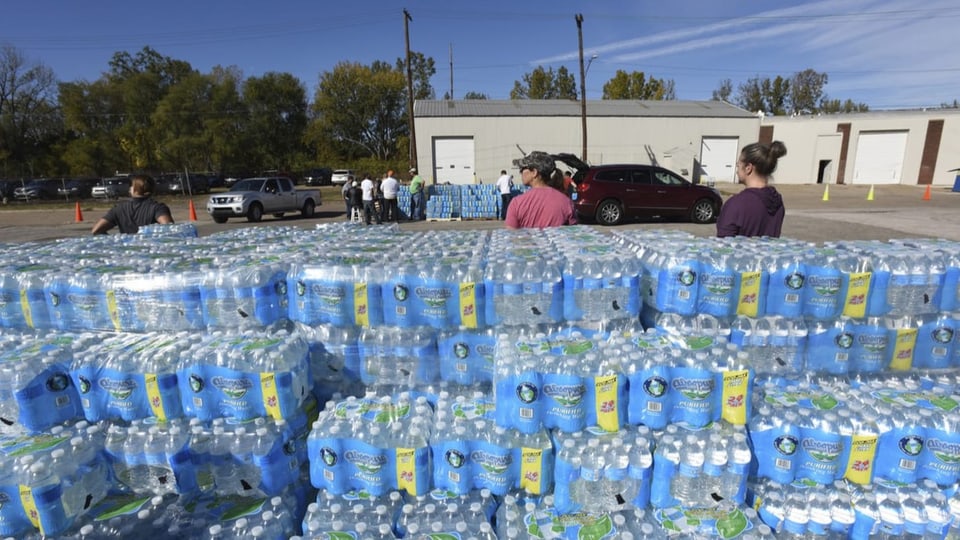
[87,141,786,238]
[497,140,786,237]
[342,168,426,225]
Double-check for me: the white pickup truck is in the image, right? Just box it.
[206,176,321,223]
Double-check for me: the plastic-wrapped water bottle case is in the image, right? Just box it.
[5,224,960,538]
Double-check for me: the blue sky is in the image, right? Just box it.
[2,0,959,110]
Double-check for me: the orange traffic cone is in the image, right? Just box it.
[923,185,932,201]
[188,200,198,221]
[74,202,83,223]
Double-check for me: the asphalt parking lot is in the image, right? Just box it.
[0,183,956,244]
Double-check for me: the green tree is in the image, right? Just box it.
[735,75,789,115]
[242,72,308,171]
[463,91,488,100]
[729,69,866,115]
[395,51,436,100]
[0,45,60,177]
[106,47,198,171]
[309,61,407,161]
[151,71,214,173]
[711,79,733,102]
[820,98,870,114]
[59,79,128,175]
[510,66,577,99]
[601,70,676,100]
[789,69,828,114]
[204,66,249,175]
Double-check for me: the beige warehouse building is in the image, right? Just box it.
[413,100,960,188]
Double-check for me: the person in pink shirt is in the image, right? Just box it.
[505,151,577,229]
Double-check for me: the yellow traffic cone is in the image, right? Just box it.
[822,184,830,202]
[867,185,874,201]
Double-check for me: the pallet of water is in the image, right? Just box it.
[61,487,304,539]
[0,420,110,537]
[308,392,553,499]
[750,375,960,488]
[747,476,959,539]
[649,423,752,510]
[491,323,754,434]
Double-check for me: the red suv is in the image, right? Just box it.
[554,154,722,226]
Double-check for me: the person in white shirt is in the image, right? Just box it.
[380,170,400,222]
[360,174,381,225]
[495,170,514,220]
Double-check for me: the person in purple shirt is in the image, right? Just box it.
[716,140,787,238]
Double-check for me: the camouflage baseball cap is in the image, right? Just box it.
[515,151,556,177]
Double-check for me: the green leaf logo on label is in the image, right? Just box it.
[929,395,958,411]
[685,336,714,350]
[93,495,151,521]
[426,534,459,540]
[715,509,749,539]
[578,514,613,540]
[220,498,267,521]
[810,394,839,410]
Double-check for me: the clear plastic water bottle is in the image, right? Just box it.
[723,431,751,504]
[702,433,727,504]
[830,491,857,538]
[671,434,704,508]
[877,490,907,538]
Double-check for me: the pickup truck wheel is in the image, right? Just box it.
[247,203,263,223]
[212,216,228,224]
[301,199,316,218]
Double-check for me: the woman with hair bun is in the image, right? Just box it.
[717,140,787,238]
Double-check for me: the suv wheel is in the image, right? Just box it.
[690,198,717,224]
[596,199,623,226]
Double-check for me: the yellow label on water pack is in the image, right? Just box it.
[19,289,33,329]
[459,282,478,328]
[736,271,762,317]
[594,374,620,432]
[354,282,369,327]
[260,372,282,420]
[842,272,871,319]
[395,447,417,495]
[889,328,918,371]
[844,434,878,485]
[520,447,544,494]
[721,370,750,425]
[106,289,121,331]
[145,373,166,421]
[19,484,42,533]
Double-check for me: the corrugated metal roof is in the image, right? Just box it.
[414,99,756,119]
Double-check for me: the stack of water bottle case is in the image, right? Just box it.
[3,224,960,538]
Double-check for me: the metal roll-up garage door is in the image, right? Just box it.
[852,131,908,185]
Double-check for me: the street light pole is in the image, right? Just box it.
[576,14,587,162]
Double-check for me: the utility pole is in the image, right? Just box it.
[449,43,454,100]
[576,13,587,162]
[404,9,417,171]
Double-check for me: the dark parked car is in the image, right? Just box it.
[303,167,333,186]
[554,153,722,226]
[92,176,132,199]
[0,180,16,201]
[56,178,99,199]
[158,173,210,195]
[13,179,59,201]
